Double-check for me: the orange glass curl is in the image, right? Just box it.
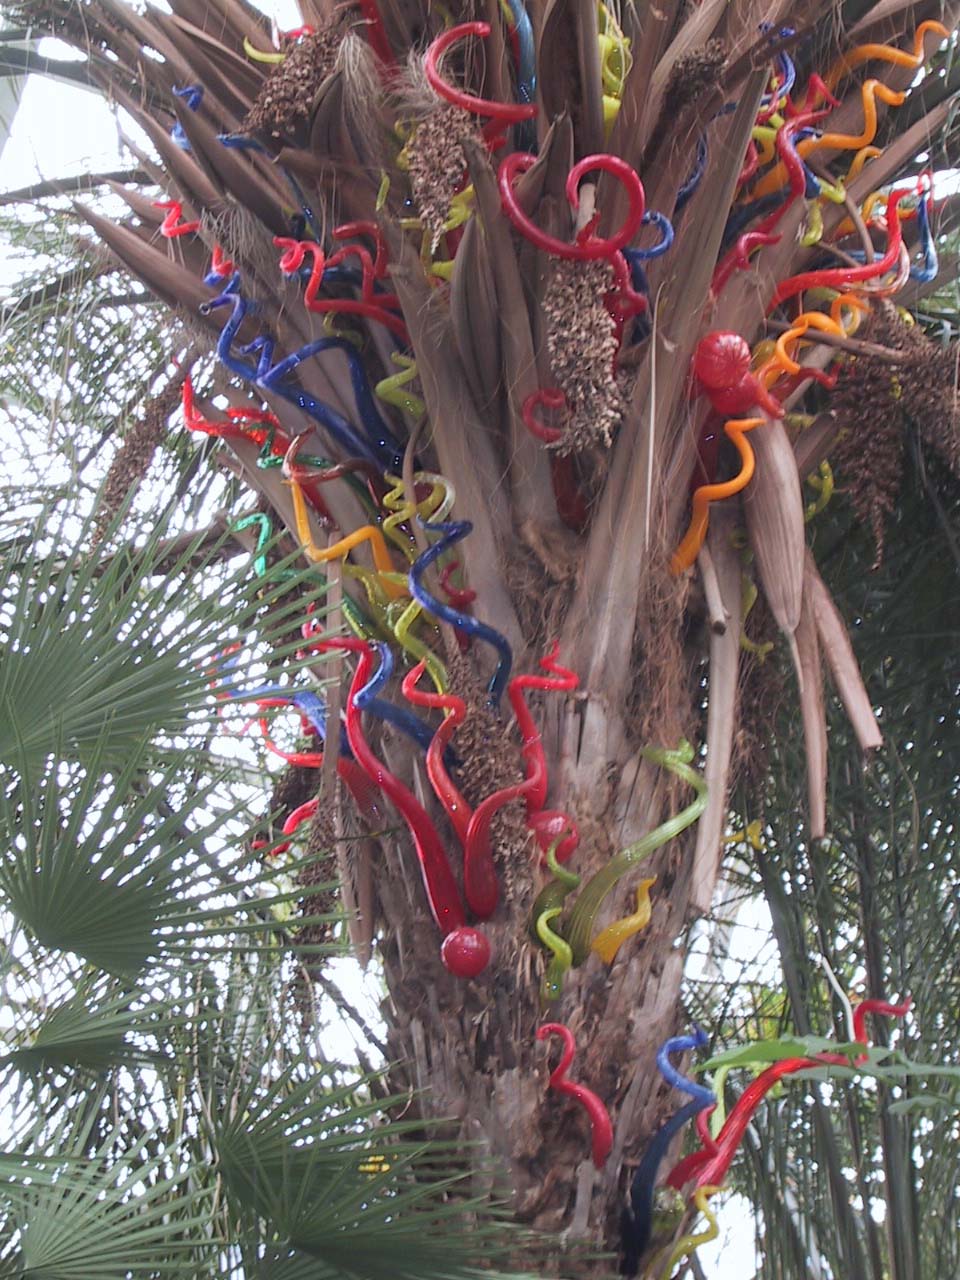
[671,419,765,574]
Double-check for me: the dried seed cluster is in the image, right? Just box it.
[92,364,188,543]
[446,654,533,905]
[244,24,344,141]
[296,803,339,946]
[663,38,727,118]
[543,259,627,454]
[832,303,960,563]
[405,104,479,251]
[270,762,318,822]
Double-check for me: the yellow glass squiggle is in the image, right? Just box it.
[658,1185,722,1280]
[591,878,656,964]
[804,461,834,522]
[388,600,448,691]
[375,354,426,420]
[243,35,284,63]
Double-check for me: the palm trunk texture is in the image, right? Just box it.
[18,0,960,1273]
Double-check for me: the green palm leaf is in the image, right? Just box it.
[2,1138,217,1278]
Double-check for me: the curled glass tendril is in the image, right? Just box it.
[657,1186,722,1280]
[498,152,646,261]
[452,644,578,917]
[752,79,905,201]
[531,840,580,1004]
[824,21,948,94]
[154,198,200,237]
[275,236,410,344]
[591,879,655,963]
[375,354,425,419]
[310,635,491,977]
[563,744,707,965]
[171,84,202,149]
[424,22,538,123]
[621,1028,716,1273]
[402,663,470,838]
[772,185,910,305]
[667,998,911,1191]
[409,516,513,704]
[201,276,381,465]
[536,1022,614,1169]
[671,418,764,574]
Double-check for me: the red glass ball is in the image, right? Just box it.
[694,331,752,391]
[441,927,491,978]
[707,374,758,415]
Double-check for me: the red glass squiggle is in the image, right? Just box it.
[712,230,781,296]
[154,199,200,237]
[771,186,910,306]
[356,0,394,68]
[667,997,911,1190]
[425,23,538,123]
[333,220,390,279]
[457,645,580,915]
[309,637,480,953]
[439,560,476,609]
[438,561,474,651]
[274,238,409,341]
[537,1022,614,1169]
[182,380,334,521]
[522,388,565,444]
[499,152,646,261]
[208,244,235,277]
[402,662,473,844]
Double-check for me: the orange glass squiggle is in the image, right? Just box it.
[767,311,846,377]
[289,478,407,599]
[671,419,765,574]
[845,144,882,183]
[825,21,948,93]
[750,81,905,199]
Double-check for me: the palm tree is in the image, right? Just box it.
[3,0,960,1275]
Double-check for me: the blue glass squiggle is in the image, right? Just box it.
[676,134,708,213]
[656,1026,715,1109]
[504,0,536,106]
[201,276,380,465]
[759,24,796,108]
[623,212,674,344]
[227,681,353,758]
[722,193,787,247]
[218,131,323,241]
[627,210,675,262]
[620,1027,716,1274]
[409,518,513,704]
[676,104,736,214]
[171,84,202,150]
[913,194,938,282]
[259,335,403,471]
[836,194,938,282]
[353,641,448,754]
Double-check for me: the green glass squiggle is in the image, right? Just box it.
[564,742,707,965]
